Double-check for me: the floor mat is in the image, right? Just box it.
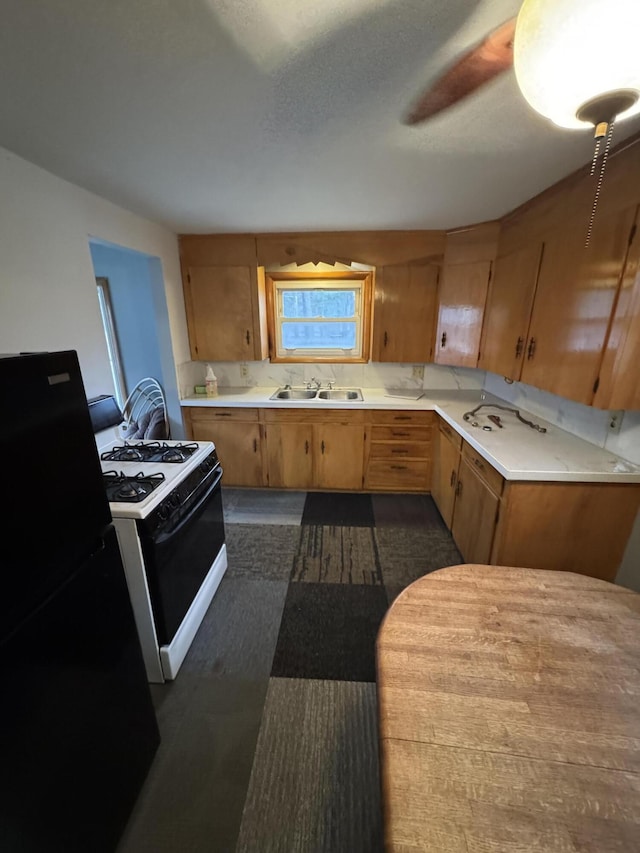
[291,525,383,585]
[372,493,447,530]
[236,678,383,853]
[224,524,301,581]
[301,492,375,527]
[271,582,388,682]
[376,526,463,588]
[222,488,306,525]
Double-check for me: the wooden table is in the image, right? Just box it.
[376,565,640,851]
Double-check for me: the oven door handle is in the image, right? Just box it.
[153,466,223,546]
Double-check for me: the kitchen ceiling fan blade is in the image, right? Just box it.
[405,17,516,125]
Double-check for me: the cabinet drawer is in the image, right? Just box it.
[263,408,366,424]
[438,418,463,450]
[365,460,430,491]
[187,406,260,422]
[371,410,434,426]
[371,425,431,442]
[368,441,429,460]
[462,442,504,496]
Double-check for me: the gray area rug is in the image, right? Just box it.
[292,525,383,585]
[236,678,383,853]
[225,524,301,581]
[376,525,462,588]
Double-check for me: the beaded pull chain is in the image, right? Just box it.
[586,118,615,247]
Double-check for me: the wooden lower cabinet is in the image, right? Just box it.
[451,455,501,564]
[433,417,640,581]
[364,411,434,491]
[431,420,463,527]
[263,409,365,491]
[265,422,314,489]
[491,482,640,581]
[183,407,265,487]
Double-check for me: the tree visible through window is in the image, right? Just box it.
[266,272,372,362]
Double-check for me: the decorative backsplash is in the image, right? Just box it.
[177,360,484,398]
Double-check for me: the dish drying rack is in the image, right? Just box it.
[121,377,170,439]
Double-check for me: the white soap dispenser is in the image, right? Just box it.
[205,364,218,397]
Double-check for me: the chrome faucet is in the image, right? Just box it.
[307,377,322,390]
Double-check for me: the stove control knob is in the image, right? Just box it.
[157,503,169,521]
[170,493,181,507]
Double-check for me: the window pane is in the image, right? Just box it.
[281,290,356,319]
[282,321,356,349]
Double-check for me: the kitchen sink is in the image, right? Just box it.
[317,389,363,401]
[269,388,318,400]
[269,387,363,401]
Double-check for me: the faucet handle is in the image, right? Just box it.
[327,380,335,390]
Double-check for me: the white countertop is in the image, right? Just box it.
[180,388,640,484]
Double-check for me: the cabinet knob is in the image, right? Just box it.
[246,329,251,345]
[450,469,456,487]
[455,479,462,497]
[305,440,309,454]
[441,331,447,348]
[515,336,524,359]
[321,440,325,454]
[384,331,388,347]
[253,438,257,453]
[527,337,536,360]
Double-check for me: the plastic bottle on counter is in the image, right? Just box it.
[205,365,218,397]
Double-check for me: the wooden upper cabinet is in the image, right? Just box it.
[593,207,640,410]
[519,204,638,404]
[479,243,543,380]
[183,265,268,362]
[372,264,439,362]
[434,260,492,367]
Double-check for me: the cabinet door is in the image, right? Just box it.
[435,261,492,367]
[372,265,439,362]
[431,426,461,529]
[520,205,637,404]
[184,266,261,361]
[315,424,364,490]
[479,244,543,380]
[593,207,640,410]
[190,419,264,487]
[265,423,314,489]
[451,457,500,564]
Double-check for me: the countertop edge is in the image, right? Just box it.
[179,389,640,484]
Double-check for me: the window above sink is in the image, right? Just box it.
[265,271,372,364]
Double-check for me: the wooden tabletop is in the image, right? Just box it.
[376,565,640,852]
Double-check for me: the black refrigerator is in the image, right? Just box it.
[0,351,160,853]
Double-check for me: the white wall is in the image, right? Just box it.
[0,147,189,404]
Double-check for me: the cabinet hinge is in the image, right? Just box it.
[593,376,600,394]
[629,223,637,246]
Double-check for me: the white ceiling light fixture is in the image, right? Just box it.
[514,0,640,243]
[513,0,640,131]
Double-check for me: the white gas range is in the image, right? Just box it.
[99,439,227,682]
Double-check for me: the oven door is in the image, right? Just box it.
[138,465,224,645]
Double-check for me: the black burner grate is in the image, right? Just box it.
[102,470,166,503]
[101,442,199,464]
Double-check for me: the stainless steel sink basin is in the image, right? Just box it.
[317,389,363,401]
[269,388,318,400]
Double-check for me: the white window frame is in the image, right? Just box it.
[266,271,372,363]
[96,277,127,407]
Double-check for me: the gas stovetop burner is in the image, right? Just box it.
[101,442,199,464]
[102,471,166,503]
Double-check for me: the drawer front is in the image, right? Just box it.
[462,442,504,496]
[371,425,431,442]
[187,406,260,422]
[368,441,430,460]
[438,418,463,449]
[365,460,430,491]
[263,408,366,424]
[371,410,434,426]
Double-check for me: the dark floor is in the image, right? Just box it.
[116,489,462,853]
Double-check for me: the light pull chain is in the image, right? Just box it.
[586,118,615,247]
[589,137,601,176]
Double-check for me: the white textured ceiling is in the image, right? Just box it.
[1,0,638,233]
